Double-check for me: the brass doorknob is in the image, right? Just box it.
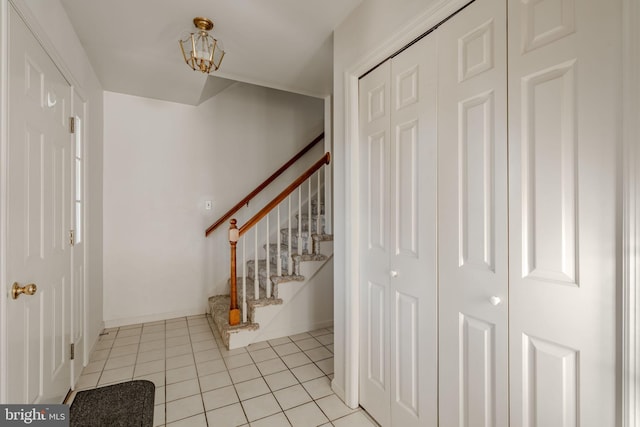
[12,282,37,300]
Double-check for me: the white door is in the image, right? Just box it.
[359,60,391,427]
[437,0,509,425]
[508,0,620,424]
[71,93,86,386]
[359,34,438,427]
[7,6,72,403]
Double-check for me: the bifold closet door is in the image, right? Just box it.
[359,59,392,427]
[508,0,620,425]
[437,0,509,425]
[358,34,438,427]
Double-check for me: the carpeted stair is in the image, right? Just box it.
[208,200,333,349]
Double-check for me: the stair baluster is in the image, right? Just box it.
[265,214,271,298]
[307,179,311,252]
[298,187,303,257]
[317,170,321,235]
[277,206,282,277]
[287,196,293,276]
[254,227,259,303]
[313,233,321,257]
[242,235,247,323]
[225,153,330,330]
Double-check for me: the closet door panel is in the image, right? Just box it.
[438,0,509,425]
[389,35,438,427]
[359,61,392,427]
[508,0,620,425]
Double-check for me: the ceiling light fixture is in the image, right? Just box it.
[179,17,225,74]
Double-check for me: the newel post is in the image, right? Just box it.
[228,219,241,326]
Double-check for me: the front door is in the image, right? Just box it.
[7,6,72,403]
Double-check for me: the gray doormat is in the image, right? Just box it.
[70,380,155,427]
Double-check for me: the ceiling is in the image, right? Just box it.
[60,0,362,105]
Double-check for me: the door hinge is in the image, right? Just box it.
[70,343,75,360]
[69,116,75,134]
[69,230,75,246]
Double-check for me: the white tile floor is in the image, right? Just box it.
[72,314,379,427]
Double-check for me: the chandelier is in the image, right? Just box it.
[179,17,225,74]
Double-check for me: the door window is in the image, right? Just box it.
[74,116,82,244]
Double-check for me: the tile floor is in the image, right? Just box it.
[72,314,378,427]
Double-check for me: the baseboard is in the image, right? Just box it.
[103,308,206,329]
[76,326,104,390]
[331,379,354,408]
[312,319,334,330]
[84,332,99,368]
[252,318,334,344]
[86,325,102,362]
[82,319,105,366]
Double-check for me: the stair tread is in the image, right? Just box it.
[246,259,277,270]
[208,295,259,336]
[296,213,325,218]
[236,277,269,300]
[247,260,301,279]
[208,220,333,349]
[263,243,296,251]
[279,228,309,235]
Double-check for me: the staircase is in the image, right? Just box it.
[206,149,332,350]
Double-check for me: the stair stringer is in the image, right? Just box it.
[226,240,333,349]
[251,252,333,343]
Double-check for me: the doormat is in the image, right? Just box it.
[70,380,155,427]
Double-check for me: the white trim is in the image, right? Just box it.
[324,95,333,234]
[103,308,207,329]
[84,322,103,366]
[70,88,88,378]
[344,0,473,81]
[80,95,93,368]
[344,70,360,408]
[622,0,640,424]
[0,0,10,404]
[7,0,82,92]
[340,0,473,408]
[331,378,347,403]
[77,92,90,368]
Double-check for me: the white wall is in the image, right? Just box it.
[256,257,334,342]
[0,0,104,374]
[103,84,324,326]
[331,0,457,405]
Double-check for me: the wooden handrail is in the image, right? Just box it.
[227,151,330,326]
[238,152,330,236]
[205,132,324,236]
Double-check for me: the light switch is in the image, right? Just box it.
[205,201,212,210]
